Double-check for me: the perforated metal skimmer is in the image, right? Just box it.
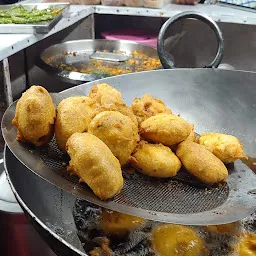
[2,69,256,225]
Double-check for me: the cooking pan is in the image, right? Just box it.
[4,143,256,256]
[37,39,161,85]
[2,10,256,222]
[2,67,256,226]
[38,11,225,86]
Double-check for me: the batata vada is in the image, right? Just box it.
[100,208,144,237]
[140,113,191,146]
[130,141,181,178]
[185,123,196,142]
[205,222,240,235]
[55,96,95,152]
[66,132,124,200]
[131,94,172,125]
[89,83,138,126]
[197,132,247,163]
[88,111,139,166]
[151,224,209,256]
[12,85,56,146]
[89,83,123,107]
[176,141,228,185]
[235,233,256,256]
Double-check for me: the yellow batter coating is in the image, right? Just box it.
[197,132,247,163]
[205,222,240,235]
[66,132,124,200]
[140,113,191,146]
[55,96,96,152]
[151,224,209,256]
[89,83,138,126]
[131,94,172,125]
[185,123,196,142]
[130,141,181,178]
[88,111,139,166]
[89,83,123,107]
[12,85,56,146]
[176,141,228,185]
[235,233,256,256]
[100,208,144,236]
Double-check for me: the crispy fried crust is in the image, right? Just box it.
[176,141,228,185]
[12,85,56,146]
[66,132,124,200]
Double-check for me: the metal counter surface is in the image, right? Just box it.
[0,3,256,61]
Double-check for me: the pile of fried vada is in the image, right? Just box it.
[12,84,248,200]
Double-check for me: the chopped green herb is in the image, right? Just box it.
[0,5,61,24]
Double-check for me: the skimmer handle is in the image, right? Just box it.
[157,11,224,69]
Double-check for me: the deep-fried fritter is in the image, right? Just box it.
[88,111,139,166]
[89,83,138,126]
[205,222,240,235]
[140,113,191,146]
[130,141,181,178]
[197,132,247,163]
[12,85,56,146]
[55,96,95,152]
[176,141,228,185]
[152,224,209,256]
[66,133,124,200]
[131,94,172,125]
[89,83,123,107]
[100,208,144,237]
[185,123,196,142]
[235,233,256,256]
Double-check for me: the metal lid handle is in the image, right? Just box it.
[157,11,224,69]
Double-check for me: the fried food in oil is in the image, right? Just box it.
[197,132,247,163]
[89,83,138,126]
[176,141,228,185]
[89,237,112,256]
[88,111,139,166]
[152,224,209,256]
[100,209,144,237]
[12,85,56,146]
[66,133,123,200]
[205,222,240,235]
[55,96,95,152]
[235,233,256,256]
[131,94,172,125]
[130,141,181,178]
[140,113,191,146]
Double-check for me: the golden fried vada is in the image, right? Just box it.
[185,123,196,142]
[205,222,240,235]
[88,111,139,166]
[131,94,172,125]
[89,83,123,107]
[55,96,95,152]
[235,233,256,256]
[130,141,181,178]
[140,113,191,146]
[12,85,56,146]
[66,133,124,200]
[100,209,144,237]
[197,132,247,163]
[176,141,228,185]
[89,83,138,126]
[152,224,209,256]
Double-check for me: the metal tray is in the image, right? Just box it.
[37,39,161,84]
[0,3,70,34]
